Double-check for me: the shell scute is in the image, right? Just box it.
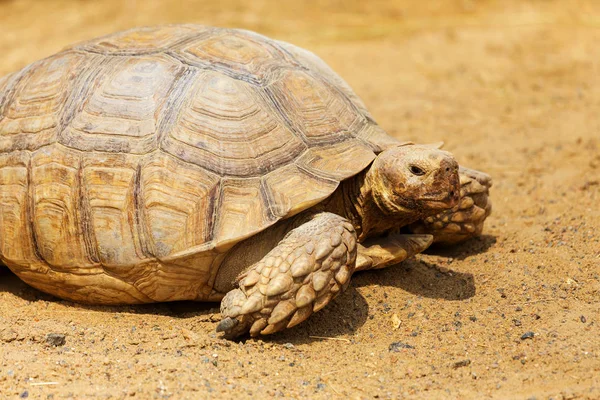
[268,69,360,145]
[172,30,298,84]
[160,71,306,177]
[75,25,206,55]
[30,145,92,269]
[297,139,375,181]
[213,178,277,250]
[261,163,338,218]
[275,40,401,152]
[140,153,220,257]
[60,55,183,154]
[0,152,37,264]
[80,153,141,266]
[0,53,87,152]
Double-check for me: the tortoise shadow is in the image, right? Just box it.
[354,258,476,301]
[0,267,43,300]
[425,234,497,260]
[260,257,477,345]
[263,285,369,345]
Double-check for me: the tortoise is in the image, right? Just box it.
[0,25,492,338]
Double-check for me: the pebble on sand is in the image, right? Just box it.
[452,359,471,369]
[389,342,415,352]
[520,331,535,340]
[46,333,66,346]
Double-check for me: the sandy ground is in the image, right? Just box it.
[1,0,599,398]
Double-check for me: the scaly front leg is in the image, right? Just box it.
[217,212,357,338]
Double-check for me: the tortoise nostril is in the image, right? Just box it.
[450,190,455,198]
[445,167,451,172]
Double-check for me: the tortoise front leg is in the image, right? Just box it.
[408,166,492,245]
[217,212,357,338]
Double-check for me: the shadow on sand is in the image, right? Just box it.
[426,234,497,260]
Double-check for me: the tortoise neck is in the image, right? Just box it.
[325,167,419,242]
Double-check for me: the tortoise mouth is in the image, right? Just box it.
[420,164,460,209]
[421,190,459,210]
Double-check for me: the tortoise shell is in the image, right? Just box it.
[0,25,401,303]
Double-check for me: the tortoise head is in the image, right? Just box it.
[367,144,460,215]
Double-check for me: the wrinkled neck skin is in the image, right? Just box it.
[322,168,423,242]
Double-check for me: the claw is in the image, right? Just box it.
[216,317,239,333]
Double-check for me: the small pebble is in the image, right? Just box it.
[46,333,66,347]
[580,315,587,323]
[19,391,28,398]
[452,359,471,369]
[391,313,402,329]
[389,342,414,352]
[520,331,535,340]
[283,343,295,349]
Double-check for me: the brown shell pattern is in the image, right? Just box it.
[0,25,399,303]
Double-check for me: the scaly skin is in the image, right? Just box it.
[217,213,356,338]
[355,233,433,271]
[408,167,492,244]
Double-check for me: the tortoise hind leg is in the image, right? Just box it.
[217,212,357,338]
[408,166,492,245]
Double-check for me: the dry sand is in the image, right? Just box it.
[0,0,599,398]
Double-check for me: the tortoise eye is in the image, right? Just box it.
[409,165,425,176]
